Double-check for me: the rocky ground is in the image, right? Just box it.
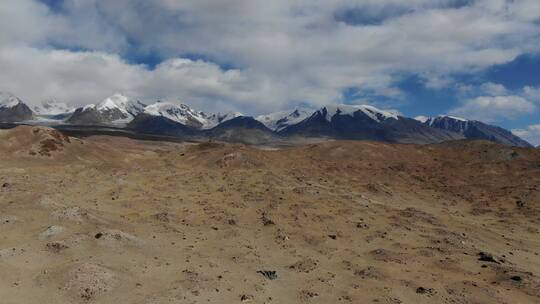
[1,126,539,304]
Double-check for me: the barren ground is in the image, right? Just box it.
[1,126,539,304]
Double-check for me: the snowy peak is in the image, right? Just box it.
[0,92,24,109]
[143,102,210,129]
[425,115,469,126]
[317,104,400,122]
[257,108,311,131]
[0,92,34,122]
[206,112,243,128]
[258,104,400,132]
[422,115,531,147]
[96,93,146,118]
[143,101,242,129]
[422,115,470,133]
[34,99,73,115]
[414,116,430,123]
[67,93,146,125]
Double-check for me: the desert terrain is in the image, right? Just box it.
[1,125,539,304]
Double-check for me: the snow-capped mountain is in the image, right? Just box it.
[67,94,146,125]
[280,104,462,144]
[142,101,241,129]
[0,92,23,108]
[420,115,532,147]
[319,104,400,123]
[34,99,73,116]
[204,116,277,145]
[0,91,533,147]
[256,108,311,132]
[206,112,243,128]
[0,92,34,122]
[143,102,209,129]
[257,105,400,132]
[422,115,470,133]
[33,99,75,121]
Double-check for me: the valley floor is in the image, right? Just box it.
[1,126,539,304]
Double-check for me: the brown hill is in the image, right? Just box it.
[1,126,539,303]
[0,126,77,157]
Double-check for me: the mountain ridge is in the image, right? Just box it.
[422,115,532,147]
[67,94,146,125]
[0,92,533,147]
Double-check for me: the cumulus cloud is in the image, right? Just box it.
[479,82,509,96]
[0,0,540,114]
[0,47,280,114]
[512,125,540,146]
[523,86,540,101]
[450,95,537,122]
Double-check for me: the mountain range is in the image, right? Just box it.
[0,92,533,147]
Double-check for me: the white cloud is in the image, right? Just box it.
[0,0,539,113]
[480,82,509,96]
[0,47,285,114]
[512,125,540,146]
[450,95,537,122]
[523,86,540,101]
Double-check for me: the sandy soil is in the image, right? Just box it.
[1,126,539,303]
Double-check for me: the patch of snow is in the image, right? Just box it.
[206,112,243,128]
[257,108,311,131]
[83,104,96,111]
[96,93,145,117]
[34,99,73,115]
[0,92,23,108]
[144,101,241,129]
[414,115,430,123]
[425,115,470,126]
[320,104,399,122]
[441,115,468,122]
[144,102,208,126]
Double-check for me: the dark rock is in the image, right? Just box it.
[95,232,103,239]
[478,252,499,264]
[510,276,522,282]
[261,213,275,226]
[416,287,434,295]
[356,222,369,229]
[257,270,277,280]
[240,294,254,302]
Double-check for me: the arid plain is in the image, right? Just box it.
[1,126,539,304]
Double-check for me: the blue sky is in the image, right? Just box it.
[0,0,539,143]
[396,54,540,130]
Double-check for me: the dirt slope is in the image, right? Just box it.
[1,126,539,304]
